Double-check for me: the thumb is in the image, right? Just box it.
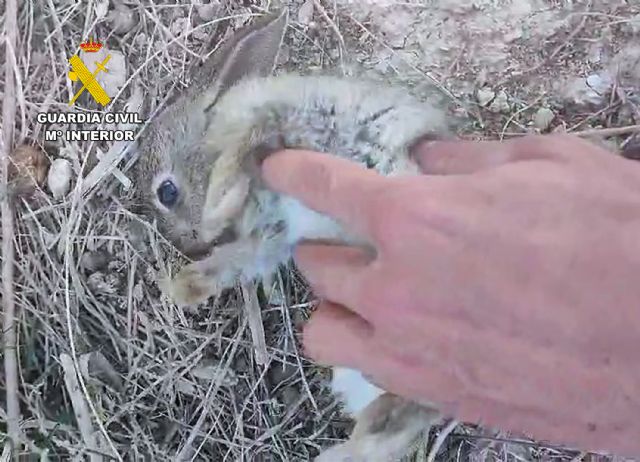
[411,134,572,175]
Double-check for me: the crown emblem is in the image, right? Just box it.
[80,38,103,53]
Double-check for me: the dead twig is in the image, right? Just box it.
[59,354,103,462]
[312,0,345,70]
[524,10,590,76]
[501,124,640,139]
[241,281,269,365]
[569,124,640,138]
[1,0,22,450]
[427,419,459,462]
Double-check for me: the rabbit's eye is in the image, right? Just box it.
[157,179,179,208]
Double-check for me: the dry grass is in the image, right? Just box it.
[1,1,639,461]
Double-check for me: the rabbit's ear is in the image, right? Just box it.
[198,9,289,106]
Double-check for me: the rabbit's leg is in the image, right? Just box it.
[165,238,262,306]
[200,172,251,244]
[165,234,289,306]
[316,392,440,462]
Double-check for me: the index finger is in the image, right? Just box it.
[261,149,387,238]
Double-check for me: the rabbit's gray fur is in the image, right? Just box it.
[132,8,447,461]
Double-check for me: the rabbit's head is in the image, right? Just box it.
[131,9,288,258]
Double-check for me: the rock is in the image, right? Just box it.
[561,73,613,106]
[586,73,612,94]
[80,48,127,97]
[47,158,73,199]
[94,0,109,20]
[533,107,555,131]
[477,88,495,107]
[489,90,510,113]
[297,0,314,25]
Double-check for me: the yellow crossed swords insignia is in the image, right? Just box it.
[68,54,112,107]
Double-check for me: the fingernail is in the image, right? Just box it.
[408,134,438,155]
[407,133,461,166]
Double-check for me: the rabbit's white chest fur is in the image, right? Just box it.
[280,196,351,244]
[331,367,385,415]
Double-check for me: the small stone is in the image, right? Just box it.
[94,0,109,20]
[297,0,314,25]
[80,48,127,97]
[489,90,510,113]
[47,158,73,199]
[477,88,495,107]
[533,107,555,131]
[586,73,612,94]
[562,73,613,106]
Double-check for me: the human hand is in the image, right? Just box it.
[261,134,640,455]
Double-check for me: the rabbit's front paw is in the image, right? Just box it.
[163,264,221,306]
